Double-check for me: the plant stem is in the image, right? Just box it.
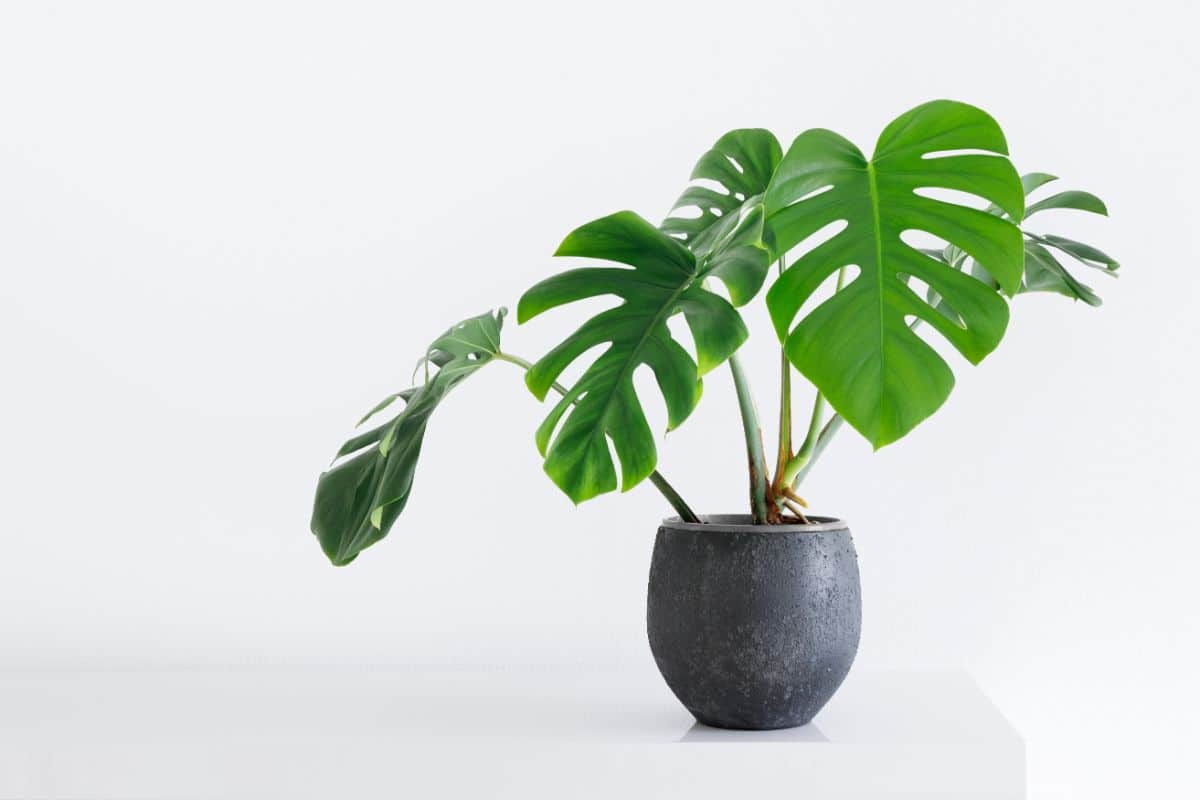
[773,349,792,490]
[493,351,700,523]
[786,315,926,489]
[728,351,771,524]
[781,486,807,506]
[789,315,925,488]
[790,414,844,487]
[780,265,850,488]
[648,472,699,522]
[782,498,809,521]
[772,256,791,491]
[782,393,827,486]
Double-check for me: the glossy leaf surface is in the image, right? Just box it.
[310,309,505,565]
[518,212,747,503]
[661,129,782,305]
[763,100,1025,448]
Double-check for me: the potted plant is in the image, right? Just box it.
[311,100,1118,730]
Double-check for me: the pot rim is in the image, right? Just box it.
[662,514,848,533]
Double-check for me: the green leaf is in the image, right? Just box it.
[1020,172,1059,195]
[310,308,505,565]
[1024,241,1102,306]
[1013,176,1117,303]
[763,99,1025,449]
[1033,233,1120,273]
[661,129,782,306]
[1024,189,1108,218]
[518,211,747,504]
[356,390,413,427]
[935,174,1118,306]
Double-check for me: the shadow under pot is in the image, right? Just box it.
[646,514,862,730]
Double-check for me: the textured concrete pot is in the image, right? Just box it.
[647,514,861,730]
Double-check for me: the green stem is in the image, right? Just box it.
[772,256,791,490]
[774,347,791,485]
[648,472,699,523]
[781,265,850,487]
[790,414,844,487]
[494,351,700,523]
[728,352,770,524]
[782,393,827,486]
[781,313,930,489]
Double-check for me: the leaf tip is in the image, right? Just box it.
[515,296,536,325]
[524,368,551,402]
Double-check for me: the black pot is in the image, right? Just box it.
[646,514,861,730]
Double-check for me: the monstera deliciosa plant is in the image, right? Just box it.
[311,99,1118,730]
[312,100,1117,565]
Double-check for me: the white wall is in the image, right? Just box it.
[2,1,1196,797]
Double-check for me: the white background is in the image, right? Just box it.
[2,1,1196,797]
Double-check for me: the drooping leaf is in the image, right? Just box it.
[661,129,782,306]
[336,395,415,460]
[1031,233,1119,273]
[762,99,1025,449]
[518,211,748,504]
[310,309,505,565]
[1016,177,1117,302]
[939,174,1119,306]
[929,238,1108,312]
[356,391,411,427]
[1023,241,1102,306]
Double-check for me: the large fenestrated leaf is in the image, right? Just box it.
[310,309,505,565]
[660,129,782,305]
[517,212,747,504]
[762,100,1025,449]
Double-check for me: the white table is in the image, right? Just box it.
[0,666,1024,799]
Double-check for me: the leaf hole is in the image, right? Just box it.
[898,272,931,296]
[898,272,966,330]
[785,263,861,334]
[691,177,731,196]
[967,261,1002,290]
[903,311,962,364]
[911,186,988,210]
[633,363,670,437]
[920,148,1004,159]
[777,184,834,211]
[783,219,848,263]
[898,228,945,252]
[839,263,862,283]
[605,435,623,486]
